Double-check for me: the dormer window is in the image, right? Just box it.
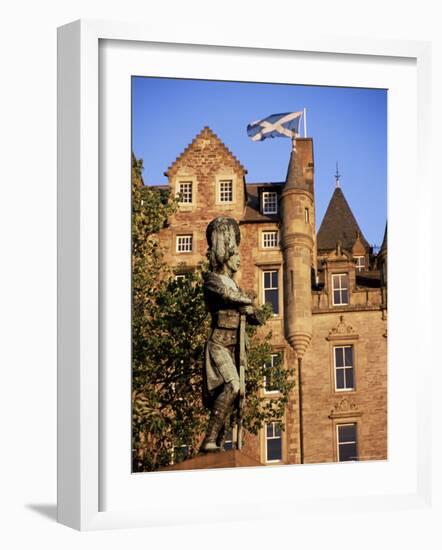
[354,256,365,272]
[332,273,349,305]
[219,179,233,203]
[262,191,278,215]
[177,181,193,204]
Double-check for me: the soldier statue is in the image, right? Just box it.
[200,216,263,453]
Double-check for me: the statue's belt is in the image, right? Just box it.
[213,309,240,329]
[210,328,238,346]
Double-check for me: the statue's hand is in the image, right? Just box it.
[234,291,252,305]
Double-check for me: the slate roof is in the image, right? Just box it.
[356,270,381,288]
[284,139,314,194]
[379,222,387,255]
[317,187,370,252]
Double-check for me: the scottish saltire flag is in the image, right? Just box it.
[247,111,303,142]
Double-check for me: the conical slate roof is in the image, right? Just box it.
[284,138,314,194]
[317,187,369,252]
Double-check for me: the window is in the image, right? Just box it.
[332,273,349,305]
[304,207,310,223]
[219,179,233,203]
[177,181,193,204]
[354,256,365,272]
[264,353,282,393]
[265,422,282,462]
[171,444,189,464]
[263,270,279,315]
[262,230,279,248]
[334,346,354,391]
[337,424,358,461]
[174,274,186,282]
[262,191,278,214]
[176,235,193,253]
[381,261,387,285]
[224,428,233,450]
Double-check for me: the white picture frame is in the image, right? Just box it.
[57,19,433,531]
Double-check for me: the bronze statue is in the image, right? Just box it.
[200,216,263,453]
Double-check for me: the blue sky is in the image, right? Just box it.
[132,77,387,248]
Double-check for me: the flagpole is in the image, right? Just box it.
[303,108,307,137]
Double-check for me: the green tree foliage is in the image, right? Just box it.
[131,156,295,472]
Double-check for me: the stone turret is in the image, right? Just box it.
[280,138,315,358]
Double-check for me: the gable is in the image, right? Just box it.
[164,126,246,177]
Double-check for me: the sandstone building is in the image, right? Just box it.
[146,126,387,466]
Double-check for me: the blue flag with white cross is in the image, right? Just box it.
[247,111,303,142]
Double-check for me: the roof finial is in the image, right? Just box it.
[336,240,342,256]
[335,162,341,188]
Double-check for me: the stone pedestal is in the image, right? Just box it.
[162,449,262,471]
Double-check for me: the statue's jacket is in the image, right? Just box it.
[203,272,261,399]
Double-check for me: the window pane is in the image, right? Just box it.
[264,359,272,389]
[267,438,282,461]
[219,180,233,202]
[271,271,278,288]
[345,368,354,389]
[173,445,189,463]
[336,368,345,389]
[341,274,348,289]
[265,289,279,314]
[265,354,282,392]
[264,271,271,288]
[179,182,192,203]
[333,290,341,304]
[262,192,278,214]
[335,347,344,367]
[339,443,357,461]
[265,370,275,392]
[344,347,353,366]
[177,235,192,252]
[338,424,356,443]
[266,424,273,438]
[224,428,233,450]
[341,290,348,304]
[262,231,278,248]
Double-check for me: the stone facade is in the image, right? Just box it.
[149,126,387,466]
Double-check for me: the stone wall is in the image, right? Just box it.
[301,309,387,463]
